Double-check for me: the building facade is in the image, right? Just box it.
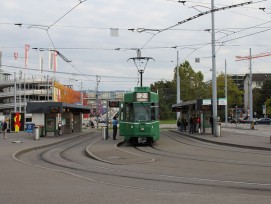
[243,73,271,112]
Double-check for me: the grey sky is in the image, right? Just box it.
[0,0,270,91]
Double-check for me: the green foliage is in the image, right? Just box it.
[151,61,207,120]
[253,88,262,117]
[252,80,271,117]
[174,61,207,101]
[151,80,176,120]
[205,73,243,108]
[265,97,271,116]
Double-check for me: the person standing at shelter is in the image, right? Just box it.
[197,115,201,134]
[112,116,118,140]
[177,117,182,132]
[192,114,197,133]
[58,122,62,135]
[209,116,213,134]
[189,116,194,134]
[182,117,187,131]
[2,120,8,139]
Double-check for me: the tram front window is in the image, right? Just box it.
[134,103,150,121]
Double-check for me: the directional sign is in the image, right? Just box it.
[218,98,227,106]
[203,99,211,105]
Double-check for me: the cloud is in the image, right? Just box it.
[0,0,271,91]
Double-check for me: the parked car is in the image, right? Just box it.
[254,118,271,125]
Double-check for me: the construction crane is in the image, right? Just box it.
[235,49,271,130]
[236,52,271,61]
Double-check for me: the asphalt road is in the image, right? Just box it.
[1,126,271,204]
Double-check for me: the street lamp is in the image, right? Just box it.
[128,49,154,87]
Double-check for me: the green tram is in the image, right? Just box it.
[119,86,159,144]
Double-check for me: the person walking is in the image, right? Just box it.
[2,120,8,139]
[112,116,118,140]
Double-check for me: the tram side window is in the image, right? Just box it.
[124,103,134,122]
[151,103,159,121]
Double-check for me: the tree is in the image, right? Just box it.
[265,97,271,117]
[206,73,243,108]
[253,80,271,118]
[174,61,207,101]
[151,80,176,120]
[253,88,262,118]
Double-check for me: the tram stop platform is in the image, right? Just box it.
[163,123,271,151]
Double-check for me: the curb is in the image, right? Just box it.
[169,130,271,151]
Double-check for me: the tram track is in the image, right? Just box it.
[15,130,271,195]
[134,131,271,168]
[165,130,271,155]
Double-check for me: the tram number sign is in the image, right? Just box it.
[109,101,119,107]
[136,93,149,102]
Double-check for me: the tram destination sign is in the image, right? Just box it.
[136,93,149,102]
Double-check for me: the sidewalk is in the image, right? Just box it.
[0,129,91,158]
[169,123,271,151]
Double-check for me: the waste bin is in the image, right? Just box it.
[101,126,108,140]
[215,122,221,137]
[25,122,35,133]
[34,126,40,140]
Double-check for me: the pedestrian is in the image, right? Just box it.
[197,115,202,134]
[177,117,182,132]
[90,121,95,129]
[112,116,118,140]
[2,120,8,139]
[58,122,62,135]
[182,118,187,131]
[192,114,197,133]
[209,116,213,134]
[189,116,194,134]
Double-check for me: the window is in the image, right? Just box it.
[151,102,159,121]
[124,103,134,122]
[134,103,150,122]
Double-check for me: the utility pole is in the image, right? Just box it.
[225,60,228,127]
[96,75,100,128]
[14,72,17,112]
[80,81,83,105]
[235,48,268,130]
[249,48,253,129]
[211,0,218,136]
[24,74,26,126]
[47,75,49,101]
[176,51,181,120]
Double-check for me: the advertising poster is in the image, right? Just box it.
[11,112,25,132]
